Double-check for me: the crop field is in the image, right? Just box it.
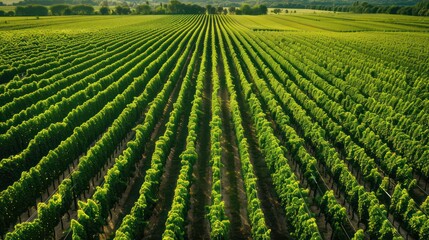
[0,14,429,240]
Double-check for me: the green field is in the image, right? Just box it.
[0,14,428,240]
[0,0,20,5]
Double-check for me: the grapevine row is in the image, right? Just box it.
[214,15,271,239]
[0,16,199,237]
[114,15,206,240]
[207,16,230,239]
[71,15,204,239]
[222,16,401,239]
[219,15,322,240]
[162,17,212,240]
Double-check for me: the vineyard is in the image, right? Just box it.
[0,13,429,240]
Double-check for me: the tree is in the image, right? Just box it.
[136,4,151,14]
[206,4,216,14]
[228,6,236,14]
[99,6,110,15]
[71,5,94,15]
[217,6,223,14]
[273,8,282,14]
[164,1,204,14]
[241,4,252,14]
[115,5,131,15]
[168,0,181,14]
[114,5,122,15]
[16,5,48,16]
[416,0,429,9]
[258,5,268,14]
[64,8,71,15]
[50,5,70,16]
[386,5,401,14]
[122,6,131,15]
[154,5,165,14]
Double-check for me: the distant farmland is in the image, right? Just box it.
[1,14,429,240]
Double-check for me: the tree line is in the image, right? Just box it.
[16,4,96,16]
[345,0,429,15]
[13,0,95,6]
[1,1,268,16]
[274,0,429,16]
